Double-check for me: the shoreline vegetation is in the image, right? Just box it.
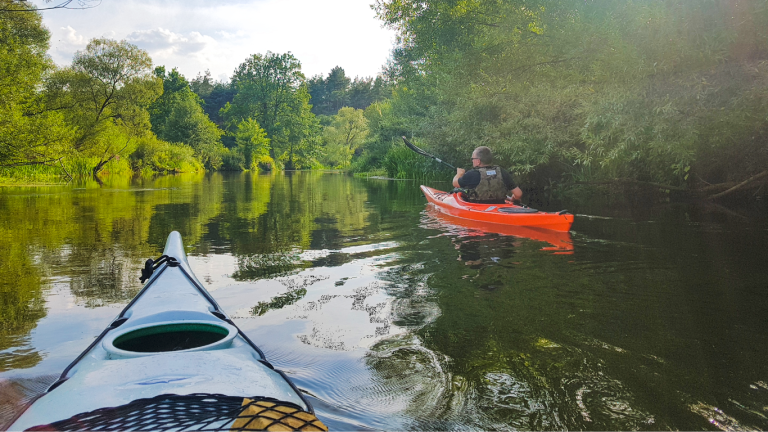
[2,1,768,207]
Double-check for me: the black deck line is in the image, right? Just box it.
[46,264,172,392]
[174,262,313,413]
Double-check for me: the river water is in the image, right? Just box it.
[1,172,767,430]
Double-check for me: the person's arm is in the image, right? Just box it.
[501,168,522,201]
[452,168,465,188]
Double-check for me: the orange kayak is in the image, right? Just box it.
[420,185,574,232]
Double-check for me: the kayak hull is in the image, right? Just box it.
[10,232,315,431]
[420,185,574,232]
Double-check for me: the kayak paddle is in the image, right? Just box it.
[401,136,456,169]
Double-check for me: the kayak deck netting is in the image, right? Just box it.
[26,393,328,432]
[420,185,574,232]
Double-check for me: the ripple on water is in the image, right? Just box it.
[689,402,750,431]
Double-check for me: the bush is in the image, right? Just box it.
[130,136,204,174]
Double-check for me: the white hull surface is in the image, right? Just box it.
[10,232,319,431]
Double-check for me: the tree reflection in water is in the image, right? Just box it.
[0,173,766,430]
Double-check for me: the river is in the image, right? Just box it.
[1,172,767,430]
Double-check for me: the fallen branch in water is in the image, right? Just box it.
[708,170,768,200]
[574,175,767,199]
[574,178,688,191]
[698,182,737,194]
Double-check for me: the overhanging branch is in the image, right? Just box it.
[0,0,101,12]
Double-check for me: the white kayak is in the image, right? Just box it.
[10,232,327,431]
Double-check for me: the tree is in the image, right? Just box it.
[372,0,768,192]
[307,66,351,116]
[195,80,235,129]
[221,51,315,166]
[235,119,270,170]
[0,1,72,168]
[283,85,321,169]
[148,67,225,169]
[322,107,369,168]
[163,96,225,170]
[149,66,200,139]
[46,38,161,177]
[309,67,389,116]
[190,69,214,98]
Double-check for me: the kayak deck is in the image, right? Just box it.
[10,232,322,431]
[420,186,574,232]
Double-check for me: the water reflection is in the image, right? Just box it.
[422,207,574,254]
[0,173,767,430]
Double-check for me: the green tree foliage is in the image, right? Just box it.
[191,70,236,130]
[149,67,225,170]
[235,119,271,170]
[348,76,389,110]
[0,1,71,168]
[321,107,369,168]
[149,66,197,138]
[46,38,162,176]
[308,66,350,116]
[221,51,318,169]
[190,69,214,98]
[162,96,225,170]
[281,85,322,169]
[373,0,768,187]
[308,66,389,116]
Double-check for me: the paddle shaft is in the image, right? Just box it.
[401,136,456,169]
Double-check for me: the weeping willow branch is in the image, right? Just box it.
[0,0,101,12]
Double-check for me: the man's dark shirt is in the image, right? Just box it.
[458,167,517,190]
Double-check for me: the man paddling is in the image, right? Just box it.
[452,146,522,204]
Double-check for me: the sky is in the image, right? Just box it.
[30,0,397,82]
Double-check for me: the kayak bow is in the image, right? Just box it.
[420,185,574,232]
[9,232,326,432]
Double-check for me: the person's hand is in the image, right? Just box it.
[456,168,465,176]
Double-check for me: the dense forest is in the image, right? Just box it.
[2,0,768,200]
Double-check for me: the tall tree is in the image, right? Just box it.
[221,51,315,166]
[46,38,162,177]
[190,69,214,98]
[324,66,351,114]
[149,67,225,169]
[321,107,369,168]
[162,96,224,169]
[149,66,200,139]
[308,67,387,116]
[0,1,71,168]
[235,118,270,170]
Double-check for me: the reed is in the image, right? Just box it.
[382,146,452,181]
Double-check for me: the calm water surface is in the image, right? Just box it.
[1,172,767,430]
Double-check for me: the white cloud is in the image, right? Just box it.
[126,28,209,53]
[61,25,86,46]
[31,0,397,81]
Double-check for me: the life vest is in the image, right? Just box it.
[467,166,508,203]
